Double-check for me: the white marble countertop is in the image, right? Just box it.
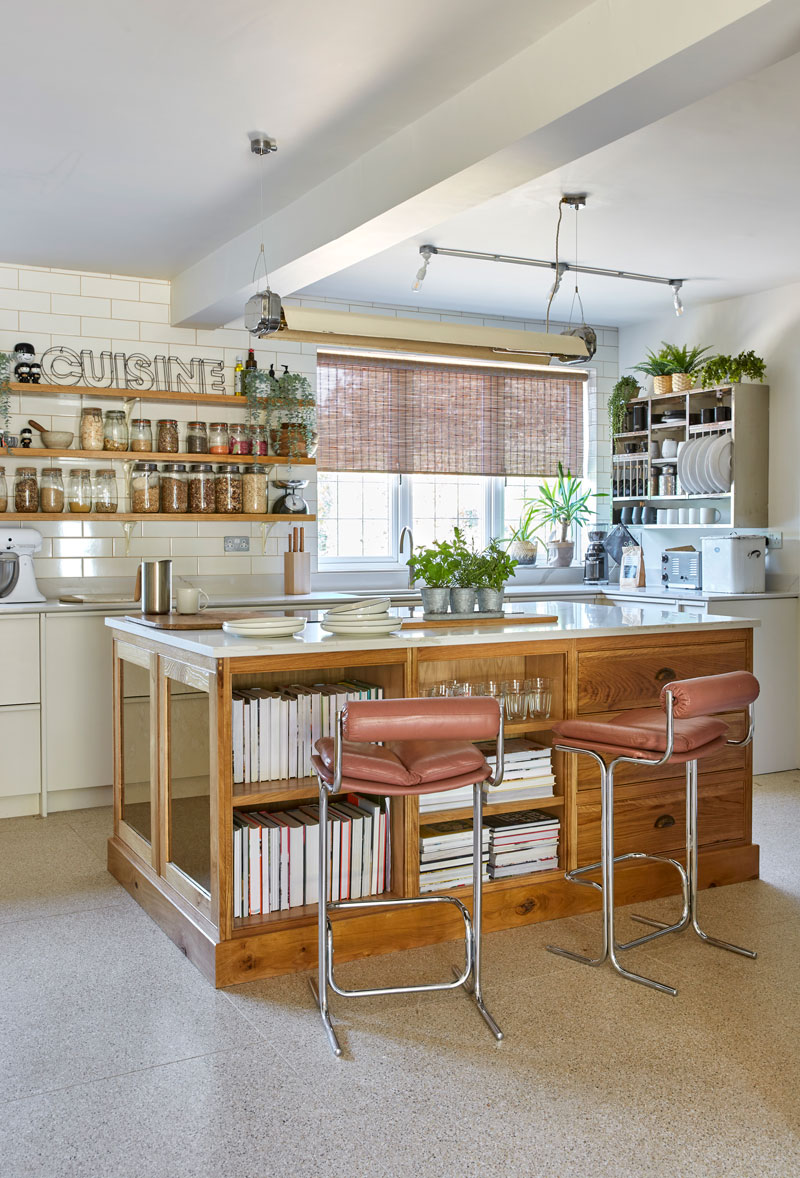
[105,600,757,660]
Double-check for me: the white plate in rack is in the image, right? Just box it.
[708,434,733,492]
[682,438,702,494]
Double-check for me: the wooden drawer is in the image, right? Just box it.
[576,637,748,714]
[576,771,746,867]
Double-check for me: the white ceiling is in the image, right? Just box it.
[0,0,590,276]
[301,50,800,325]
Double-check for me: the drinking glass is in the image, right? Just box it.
[501,679,526,720]
[529,677,553,719]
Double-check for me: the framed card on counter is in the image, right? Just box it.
[619,545,645,589]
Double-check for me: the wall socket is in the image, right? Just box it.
[224,535,250,553]
[764,531,782,550]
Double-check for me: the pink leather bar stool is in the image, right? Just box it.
[311,696,504,1057]
[547,670,759,995]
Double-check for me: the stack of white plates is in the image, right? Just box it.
[222,615,306,639]
[321,597,401,636]
[677,434,733,495]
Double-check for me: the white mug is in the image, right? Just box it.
[657,509,668,524]
[666,509,679,524]
[176,586,209,614]
[661,438,678,460]
[699,508,722,524]
[678,508,691,524]
[688,509,702,524]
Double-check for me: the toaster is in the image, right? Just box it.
[661,549,702,590]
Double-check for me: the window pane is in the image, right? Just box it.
[410,474,487,550]
[503,477,546,540]
[318,471,395,558]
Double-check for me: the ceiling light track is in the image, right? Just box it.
[418,244,684,291]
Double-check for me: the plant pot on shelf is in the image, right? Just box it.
[507,539,538,565]
[546,540,575,568]
[450,587,477,614]
[653,374,673,396]
[420,586,450,614]
[476,587,504,613]
[671,372,694,393]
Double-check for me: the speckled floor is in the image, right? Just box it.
[1,774,798,1178]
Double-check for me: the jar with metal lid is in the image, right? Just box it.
[187,464,216,514]
[40,467,65,513]
[0,466,6,512]
[130,462,160,513]
[14,466,38,512]
[160,463,188,513]
[186,421,208,454]
[80,407,104,451]
[659,466,677,497]
[250,423,268,456]
[228,423,252,455]
[215,464,242,513]
[209,422,228,454]
[129,418,153,453]
[156,419,179,454]
[242,465,268,514]
[103,409,128,451]
[67,469,92,513]
[94,468,118,513]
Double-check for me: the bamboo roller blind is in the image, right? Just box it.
[317,352,584,476]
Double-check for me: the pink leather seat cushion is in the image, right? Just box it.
[315,736,488,787]
[554,707,729,763]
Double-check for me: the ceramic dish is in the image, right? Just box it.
[676,439,692,494]
[321,614,401,628]
[708,435,733,492]
[687,436,710,494]
[696,434,720,493]
[223,619,306,638]
[325,597,391,615]
[679,438,699,494]
[321,619,401,636]
[223,614,306,629]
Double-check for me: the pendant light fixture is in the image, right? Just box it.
[557,194,597,364]
[244,132,283,338]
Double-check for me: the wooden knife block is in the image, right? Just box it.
[284,551,311,595]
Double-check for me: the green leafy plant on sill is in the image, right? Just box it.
[697,350,766,388]
[520,462,605,543]
[630,346,675,377]
[608,374,640,436]
[451,526,484,588]
[661,342,713,376]
[406,535,461,588]
[244,367,317,463]
[475,538,519,591]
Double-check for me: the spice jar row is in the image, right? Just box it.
[131,463,270,514]
[76,411,273,456]
[4,466,119,513]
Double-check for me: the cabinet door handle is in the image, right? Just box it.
[655,667,676,683]
[654,813,676,829]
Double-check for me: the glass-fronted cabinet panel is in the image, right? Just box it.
[166,671,212,904]
[119,651,154,855]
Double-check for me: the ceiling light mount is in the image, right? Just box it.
[561,193,587,210]
[249,132,278,156]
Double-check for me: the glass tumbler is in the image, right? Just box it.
[501,679,526,721]
[528,677,553,719]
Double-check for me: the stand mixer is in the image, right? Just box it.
[0,527,45,603]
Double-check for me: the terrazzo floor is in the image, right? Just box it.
[1,773,799,1178]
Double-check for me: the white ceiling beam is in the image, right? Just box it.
[171,0,797,327]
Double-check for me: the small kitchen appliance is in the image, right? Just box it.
[701,535,766,594]
[661,548,703,590]
[583,530,609,583]
[133,558,173,615]
[0,527,45,603]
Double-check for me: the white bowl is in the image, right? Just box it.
[325,597,391,615]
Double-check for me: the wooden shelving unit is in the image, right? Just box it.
[2,511,316,522]
[0,446,316,465]
[10,381,253,406]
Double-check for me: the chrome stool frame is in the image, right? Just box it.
[311,707,505,1057]
[547,690,757,996]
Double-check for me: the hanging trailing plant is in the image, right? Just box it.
[608,375,640,436]
[0,351,12,447]
[244,366,318,462]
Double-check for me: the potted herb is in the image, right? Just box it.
[475,539,518,612]
[608,375,640,436]
[450,527,482,614]
[661,343,713,392]
[520,463,604,568]
[697,350,766,388]
[406,536,459,614]
[631,346,675,396]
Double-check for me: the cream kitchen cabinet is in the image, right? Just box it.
[0,612,41,816]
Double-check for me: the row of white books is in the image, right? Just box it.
[418,738,556,814]
[419,808,560,893]
[233,795,389,917]
[232,679,383,785]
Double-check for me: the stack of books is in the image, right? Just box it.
[232,678,382,785]
[419,816,489,894]
[418,738,556,814]
[486,809,560,879]
[232,794,389,917]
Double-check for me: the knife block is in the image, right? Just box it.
[283,551,311,595]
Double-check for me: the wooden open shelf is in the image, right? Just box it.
[0,446,315,465]
[233,776,317,807]
[504,719,555,737]
[2,511,316,522]
[421,794,564,824]
[420,863,563,896]
[10,381,252,406]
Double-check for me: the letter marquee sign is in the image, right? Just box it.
[40,347,227,395]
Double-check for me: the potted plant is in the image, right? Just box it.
[406,536,459,614]
[505,503,541,566]
[474,539,518,613]
[0,351,11,443]
[631,346,675,396]
[661,343,713,392]
[450,527,482,614]
[245,366,318,461]
[608,375,640,436]
[520,463,604,568]
[696,350,766,388]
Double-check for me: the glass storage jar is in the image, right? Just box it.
[187,464,216,514]
[185,421,208,454]
[40,467,65,513]
[250,424,268,456]
[228,423,252,455]
[156,419,179,453]
[80,407,104,451]
[209,422,229,454]
[94,468,118,513]
[130,462,160,513]
[0,466,6,512]
[215,464,242,513]
[103,409,128,451]
[242,465,268,514]
[14,466,39,512]
[160,463,188,513]
[129,418,153,453]
[67,469,92,513]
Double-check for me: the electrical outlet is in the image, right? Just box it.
[224,535,250,553]
[765,531,782,550]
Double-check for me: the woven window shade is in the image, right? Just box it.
[317,352,584,476]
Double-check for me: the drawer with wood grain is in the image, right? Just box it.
[576,771,746,867]
[576,637,748,715]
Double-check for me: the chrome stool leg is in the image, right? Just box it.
[310,784,343,1057]
[463,781,503,1040]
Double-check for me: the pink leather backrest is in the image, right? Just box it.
[660,670,760,719]
[342,697,501,742]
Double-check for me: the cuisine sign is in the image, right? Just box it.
[40,347,226,395]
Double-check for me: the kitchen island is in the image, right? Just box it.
[105,602,758,986]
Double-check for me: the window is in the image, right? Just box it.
[317,471,396,560]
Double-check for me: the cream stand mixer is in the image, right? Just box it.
[0,527,45,603]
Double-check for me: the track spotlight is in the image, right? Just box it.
[412,246,433,292]
[671,280,684,317]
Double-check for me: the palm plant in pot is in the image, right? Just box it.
[631,346,675,396]
[505,502,541,566]
[660,342,713,393]
[474,539,518,612]
[405,535,460,614]
[521,463,604,568]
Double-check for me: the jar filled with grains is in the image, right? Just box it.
[103,409,128,451]
[209,422,229,454]
[242,465,268,514]
[156,419,179,454]
[40,467,65,513]
[228,423,252,455]
[14,467,39,512]
[94,469,118,513]
[250,424,268,456]
[67,469,92,513]
[131,462,160,513]
[160,463,188,514]
[0,466,6,512]
[185,421,208,454]
[215,464,242,513]
[80,407,104,451]
[187,464,216,514]
[129,418,153,453]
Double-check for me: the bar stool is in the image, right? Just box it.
[310,696,504,1057]
[547,670,759,995]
